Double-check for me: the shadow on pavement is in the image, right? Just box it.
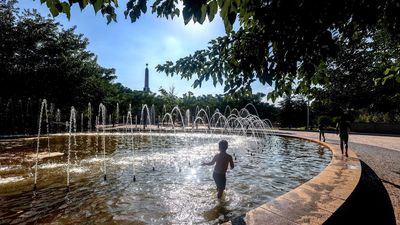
[324,161,396,225]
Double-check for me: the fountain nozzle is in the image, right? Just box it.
[104,174,107,181]
[152,167,155,171]
[133,175,136,182]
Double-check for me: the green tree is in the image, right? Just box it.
[0,1,121,109]
[278,95,307,128]
[0,1,139,133]
[311,29,400,121]
[158,86,179,112]
[35,0,400,100]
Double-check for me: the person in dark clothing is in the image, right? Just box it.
[319,123,326,142]
[202,140,234,199]
[336,117,351,157]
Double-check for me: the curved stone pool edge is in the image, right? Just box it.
[224,133,362,225]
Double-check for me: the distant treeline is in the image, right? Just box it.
[0,1,281,135]
[0,94,280,135]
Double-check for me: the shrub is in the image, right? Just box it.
[318,115,333,127]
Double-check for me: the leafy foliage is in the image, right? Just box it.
[35,0,400,100]
[1,0,281,135]
[278,95,307,128]
[310,29,400,123]
[0,2,117,109]
[318,115,333,127]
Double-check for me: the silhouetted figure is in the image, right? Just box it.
[336,116,351,157]
[319,123,326,142]
[202,140,234,199]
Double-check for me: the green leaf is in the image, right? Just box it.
[217,72,223,84]
[55,2,63,11]
[112,0,119,7]
[129,10,137,22]
[207,0,218,22]
[396,75,400,83]
[140,0,147,13]
[382,74,394,85]
[267,92,276,102]
[228,12,236,26]
[93,0,104,13]
[79,0,89,10]
[193,79,201,88]
[220,0,233,32]
[199,4,207,24]
[126,0,134,9]
[61,2,71,20]
[223,84,230,92]
[374,78,381,86]
[384,68,391,75]
[48,1,60,17]
[106,14,112,24]
[182,6,192,25]
[175,8,180,17]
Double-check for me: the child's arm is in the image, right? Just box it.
[335,122,339,134]
[201,155,217,166]
[229,156,234,169]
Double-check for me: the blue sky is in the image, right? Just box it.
[18,1,273,98]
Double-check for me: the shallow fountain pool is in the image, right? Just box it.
[0,133,331,224]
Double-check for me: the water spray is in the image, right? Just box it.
[33,99,49,192]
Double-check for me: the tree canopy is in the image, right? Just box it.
[35,0,400,100]
[0,0,120,108]
[2,0,400,136]
[310,28,400,123]
[1,0,281,135]
[0,0,129,134]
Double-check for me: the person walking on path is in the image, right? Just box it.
[319,123,326,142]
[336,116,351,157]
[202,140,234,199]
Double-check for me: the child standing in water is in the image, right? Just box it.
[202,140,234,199]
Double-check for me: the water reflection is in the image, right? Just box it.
[0,134,331,224]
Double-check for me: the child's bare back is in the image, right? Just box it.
[212,152,234,174]
[202,140,234,198]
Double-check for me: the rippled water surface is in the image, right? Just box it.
[0,133,331,224]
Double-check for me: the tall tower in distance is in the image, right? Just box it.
[143,63,150,92]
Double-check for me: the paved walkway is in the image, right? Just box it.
[277,130,400,225]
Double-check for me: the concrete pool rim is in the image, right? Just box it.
[225,133,362,225]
